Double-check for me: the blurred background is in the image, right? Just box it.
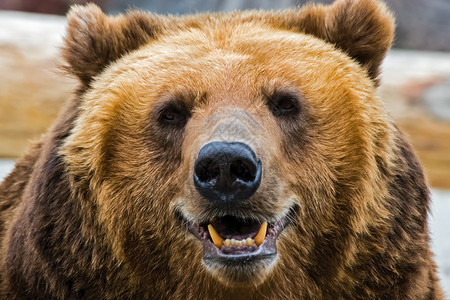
[0,0,449,295]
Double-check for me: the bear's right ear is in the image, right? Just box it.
[63,4,165,87]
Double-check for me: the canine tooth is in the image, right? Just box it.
[224,239,231,248]
[207,224,223,248]
[246,238,254,246]
[254,221,268,246]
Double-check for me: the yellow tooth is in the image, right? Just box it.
[246,238,254,246]
[208,224,223,248]
[254,221,268,246]
[224,239,231,248]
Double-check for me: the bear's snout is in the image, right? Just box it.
[193,141,262,206]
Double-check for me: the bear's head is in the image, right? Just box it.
[61,0,395,290]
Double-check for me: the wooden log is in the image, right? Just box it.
[0,11,449,188]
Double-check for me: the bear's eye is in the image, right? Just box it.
[267,91,300,117]
[162,110,177,121]
[157,102,190,128]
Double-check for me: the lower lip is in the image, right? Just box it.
[202,233,277,261]
[204,252,277,266]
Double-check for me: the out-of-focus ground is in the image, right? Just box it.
[377,50,450,189]
[0,8,449,296]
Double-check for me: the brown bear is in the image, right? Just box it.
[0,0,444,299]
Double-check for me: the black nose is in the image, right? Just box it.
[193,142,262,205]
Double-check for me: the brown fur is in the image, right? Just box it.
[0,0,444,299]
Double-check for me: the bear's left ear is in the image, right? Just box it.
[284,0,395,85]
[63,4,165,87]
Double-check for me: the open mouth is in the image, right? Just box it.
[179,207,296,266]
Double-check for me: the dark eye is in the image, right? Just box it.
[162,110,177,121]
[157,102,190,128]
[268,91,300,117]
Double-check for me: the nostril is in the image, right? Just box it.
[195,159,220,183]
[230,159,256,182]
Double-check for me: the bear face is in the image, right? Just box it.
[62,0,396,287]
[0,0,444,299]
